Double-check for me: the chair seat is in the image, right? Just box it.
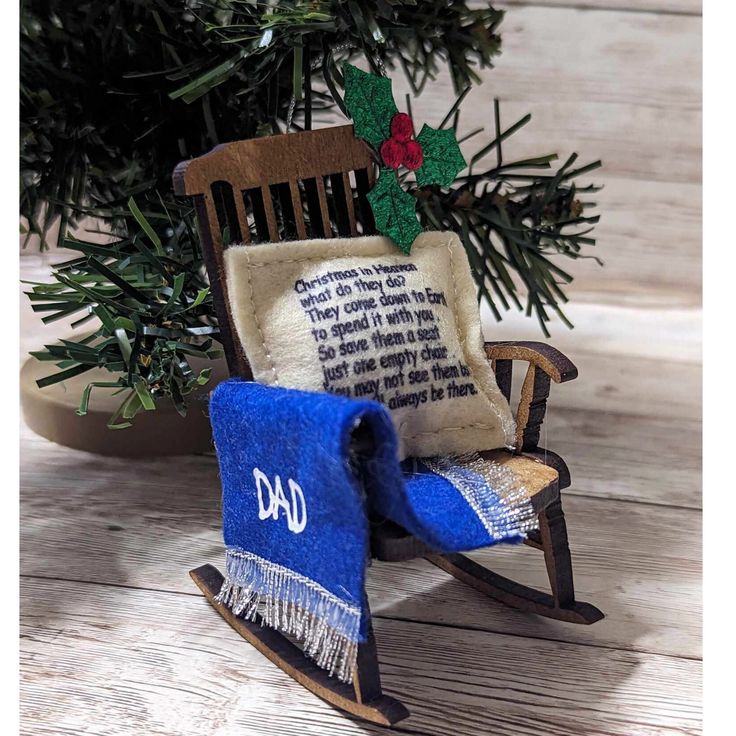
[479,449,559,508]
[371,451,559,562]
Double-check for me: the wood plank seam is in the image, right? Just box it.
[20,573,701,668]
[19,571,700,662]
[497,2,702,18]
[368,611,703,662]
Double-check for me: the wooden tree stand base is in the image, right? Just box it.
[190,564,411,727]
[20,355,228,457]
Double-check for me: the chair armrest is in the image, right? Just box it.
[484,341,578,383]
[484,341,578,452]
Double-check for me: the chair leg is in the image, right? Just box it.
[425,497,603,625]
[539,498,576,608]
[189,564,410,727]
[352,623,383,705]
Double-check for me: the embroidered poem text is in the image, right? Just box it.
[294,261,479,410]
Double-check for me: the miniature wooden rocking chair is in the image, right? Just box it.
[174,125,603,727]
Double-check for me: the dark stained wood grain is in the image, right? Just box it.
[173,126,374,199]
[289,180,308,239]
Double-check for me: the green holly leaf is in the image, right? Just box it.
[343,63,398,148]
[367,168,422,254]
[415,124,467,188]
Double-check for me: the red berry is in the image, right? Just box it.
[381,138,406,170]
[390,112,414,143]
[402,140,424,171]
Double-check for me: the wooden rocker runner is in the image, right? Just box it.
[174,125,603,728]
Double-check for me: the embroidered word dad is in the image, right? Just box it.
[253,468,307,534]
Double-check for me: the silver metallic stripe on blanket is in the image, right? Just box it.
[422,453,539,540]
[215,548,362,683]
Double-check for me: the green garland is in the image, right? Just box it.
[21,1,601,426]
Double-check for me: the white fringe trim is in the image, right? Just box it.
[423,453,539,541]
[216,548,362,683]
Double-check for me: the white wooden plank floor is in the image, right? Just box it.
[19,1,702,734]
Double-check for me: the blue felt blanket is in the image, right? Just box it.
[210,379,537,682]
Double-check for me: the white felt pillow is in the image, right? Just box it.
[224,232,515,459]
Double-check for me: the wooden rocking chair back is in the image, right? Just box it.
[174,125,603,727]
[173,125,375,379]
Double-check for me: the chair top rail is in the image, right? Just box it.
[173,125,373,198]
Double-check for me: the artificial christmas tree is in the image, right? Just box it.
[20,1,600,444]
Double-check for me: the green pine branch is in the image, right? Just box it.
[25,197,221,426]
